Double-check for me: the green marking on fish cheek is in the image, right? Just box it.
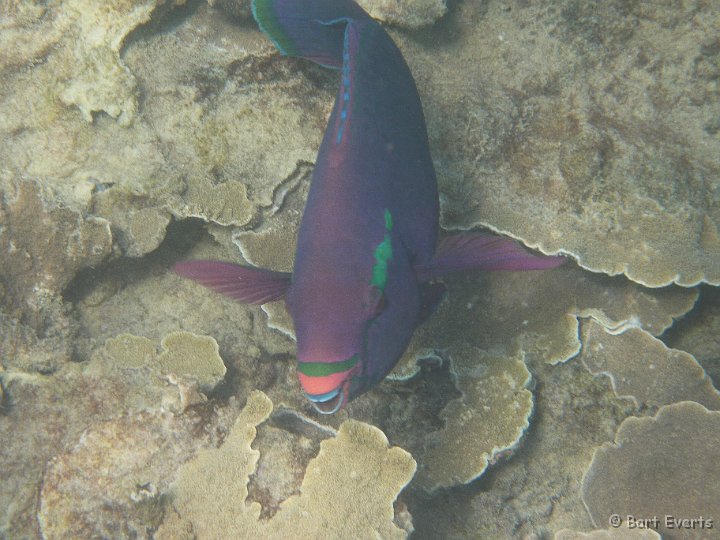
[370,209,393,291]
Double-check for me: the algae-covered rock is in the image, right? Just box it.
[579,318,720,410]
[158,392,417,539]
[56,0,185,125]
[357,0,447,28]
[0,180,112,302]
[414,1,720,287]
[0,349,230,538]
[38,411,225,539]
[581,401,720,539]
[0,180,112,373]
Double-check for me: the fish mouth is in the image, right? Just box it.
[304,386,345,415]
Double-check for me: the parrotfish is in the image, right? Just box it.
[174,0,563,414]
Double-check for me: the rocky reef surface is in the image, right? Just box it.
[1,1,718,538]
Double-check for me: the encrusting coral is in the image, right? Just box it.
[581,401,720,539]
[579,318,720,410]
[416,345,533,491]
[100,331,227,393]
[419,1,720,287]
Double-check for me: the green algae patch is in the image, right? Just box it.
[158,392,417,539]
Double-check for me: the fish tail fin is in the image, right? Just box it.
[251,0,370,68]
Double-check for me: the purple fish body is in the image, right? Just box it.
[174,0,563,413]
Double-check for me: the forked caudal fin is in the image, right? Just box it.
[252,0,371,68]
[415,233,566,282]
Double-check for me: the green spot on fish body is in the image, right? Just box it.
[370,209,393,291]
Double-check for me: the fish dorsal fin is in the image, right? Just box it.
[173,260,291,305]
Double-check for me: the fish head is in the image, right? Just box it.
[291,243,422,414]
[292,280,385,414]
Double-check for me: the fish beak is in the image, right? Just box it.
[304,386,345,415]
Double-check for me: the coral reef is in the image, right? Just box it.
[416,1,720,287]
[0,332,237,538]
[38,412,214,538]
[0,0,718,538]
[0,180,112,304]
[581,401,720,540]
[157,391,417,539]
[100,331,227,393]
[579,319,720,410]
[417,345,533,491]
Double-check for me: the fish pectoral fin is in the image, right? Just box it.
[415,232,565,282]
[173,260,291,305]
